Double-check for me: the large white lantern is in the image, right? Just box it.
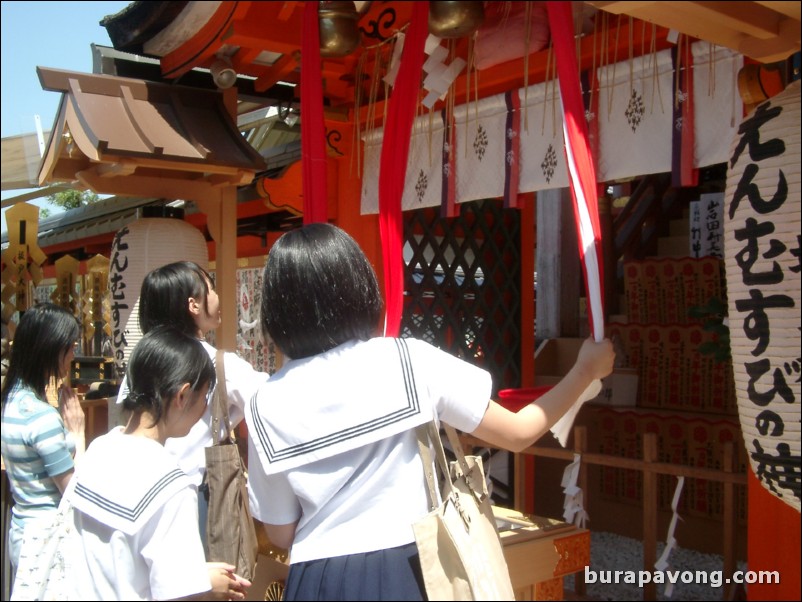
[108,207,209,377]
[724,80,801,512]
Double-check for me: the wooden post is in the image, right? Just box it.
[517,197,536,515]
[642,432,658,601]
[722,441,736,601]
[598,191,619,316]
[217,186,239,351]
[535,188,580,339]
[574,425,588,597]
[514,453,527,512]
[199,188,239,351]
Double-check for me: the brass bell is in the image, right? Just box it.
[428,1,485,39]
[319,1,361,57]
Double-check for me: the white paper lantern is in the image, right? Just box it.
[724,80,801,512]
[108,211,209,377]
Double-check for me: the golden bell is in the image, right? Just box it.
[319,1,361,58]
[428,1,485,39]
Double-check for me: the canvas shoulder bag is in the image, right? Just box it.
[412,420,515,601]
[205,350,259,581]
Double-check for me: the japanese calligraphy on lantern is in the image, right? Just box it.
[108,225,132,370]
[107,216,209,374]
[724,80,801,512]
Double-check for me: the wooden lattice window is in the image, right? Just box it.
[402,200,522,505]
[402,199,522,393]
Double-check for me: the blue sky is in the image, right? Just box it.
[1,0,131,217]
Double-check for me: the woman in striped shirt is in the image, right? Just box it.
[1,303,85,572]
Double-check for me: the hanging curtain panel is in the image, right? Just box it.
[453,93,507,204]
[517,81,569,193]
[692,41,744,169]
[361,115,444,214]
[401,115,445,210]
[596,48,674,182]
[360,44,743,215]
[362,83,568,215]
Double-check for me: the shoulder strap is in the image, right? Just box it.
[401,338,481,510]
[210,349,234,445]
[416,423,439,511]
[417,422,452,510]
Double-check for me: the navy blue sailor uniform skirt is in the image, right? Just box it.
[283,541,427,601]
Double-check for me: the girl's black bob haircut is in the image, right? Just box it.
[138,261,213,336]
[260,223,383,360]
[123,325,215,424]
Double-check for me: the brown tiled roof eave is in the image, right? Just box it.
[37,66,266,195]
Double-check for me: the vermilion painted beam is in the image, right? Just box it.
[160,2,253,79]
[254,52,300,92]
[224,13,303,56]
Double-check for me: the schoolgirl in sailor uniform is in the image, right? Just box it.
[68,326,250,600]
[116,261,268,551]
[246,224,615,601]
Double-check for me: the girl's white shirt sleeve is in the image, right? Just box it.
[220,349,268,428]
[247,436,302,526]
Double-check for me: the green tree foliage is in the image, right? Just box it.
[46,189,99,211]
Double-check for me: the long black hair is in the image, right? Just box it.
[1,303,80,404]
[261,223,384,359]
[138,261,213,335]
[122,325,215,425]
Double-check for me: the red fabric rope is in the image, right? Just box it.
[378,1,429,336]
[301,1,329,224]
[546,1,605,340]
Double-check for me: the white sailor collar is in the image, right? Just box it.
[69,428,193,535]
[247,337,432,474]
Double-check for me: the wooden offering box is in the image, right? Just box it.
[494,507,590,601]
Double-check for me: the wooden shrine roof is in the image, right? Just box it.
[36,67,267,203]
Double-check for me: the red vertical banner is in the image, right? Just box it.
[301,1,329,224]
[378,1,429,337]
[546,1,605,340]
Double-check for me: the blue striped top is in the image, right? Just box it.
[1,384,76,529]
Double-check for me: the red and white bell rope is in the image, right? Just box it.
[547,2,606,445]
